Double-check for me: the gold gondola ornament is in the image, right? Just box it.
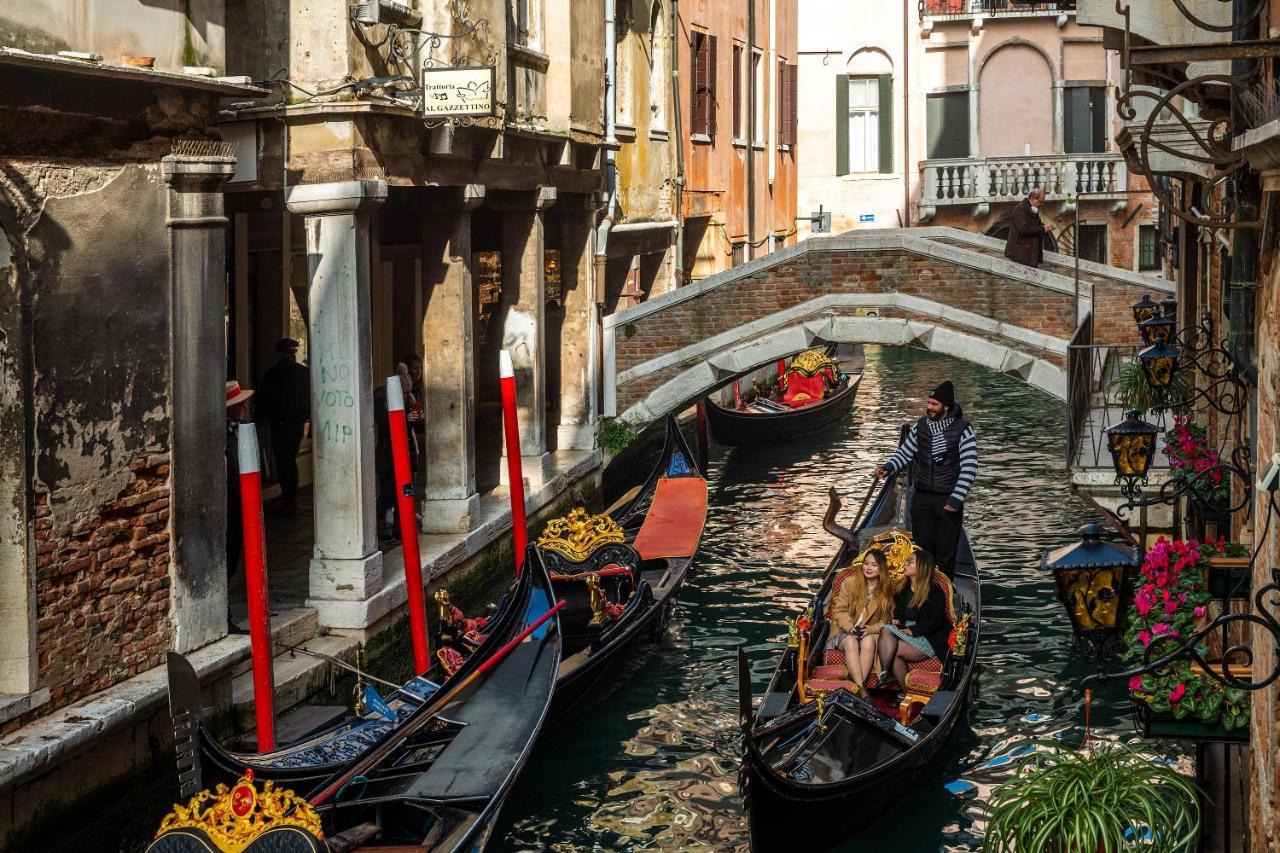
[536,507,625,562]
[154,770,323,852]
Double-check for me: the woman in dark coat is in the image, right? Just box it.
[876,549,952,689]
[1004,188,1047,268]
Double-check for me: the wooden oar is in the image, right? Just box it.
[309,598,566,806]
[849,475,882,533]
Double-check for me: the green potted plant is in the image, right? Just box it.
[1112,358,1190,413]
[985,741,1200,852]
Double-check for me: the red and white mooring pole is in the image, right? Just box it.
[777,359,787,378]
[386,377,430,676]
[499,350,528,576]
[695,400,710,474]
[236,423,276,752]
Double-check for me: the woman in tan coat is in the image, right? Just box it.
[827,547,897,686]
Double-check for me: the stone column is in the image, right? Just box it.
[556,194,600,450]
[163,154,236,653]
[285,181,387,620]
[497,186,557,486]
[420,185,484,532]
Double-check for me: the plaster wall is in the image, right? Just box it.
[0,0,225,72]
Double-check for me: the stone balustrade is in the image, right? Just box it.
[920,153,1127,215]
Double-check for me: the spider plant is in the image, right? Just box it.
[984,741,1200,852]
[1111,358,1191,413]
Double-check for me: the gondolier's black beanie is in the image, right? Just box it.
[928,381,955,408]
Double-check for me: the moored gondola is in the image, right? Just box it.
[740,472,981,852]
[705,345,863,446]
[538,413,708,726]
[148,546,563,852]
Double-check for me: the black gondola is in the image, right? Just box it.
[537,413,708,726]
[149,547,562,852]
[704,345,863,446]
[740,472,981,852]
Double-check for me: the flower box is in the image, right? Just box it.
[1132,698,1250,744]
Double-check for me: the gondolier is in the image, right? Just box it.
[874,381,978,575]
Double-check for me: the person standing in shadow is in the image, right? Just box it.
[258,337,310,516]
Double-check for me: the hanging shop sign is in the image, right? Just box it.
[421,66,495,116]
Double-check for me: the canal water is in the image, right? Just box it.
[495,344,1148,852]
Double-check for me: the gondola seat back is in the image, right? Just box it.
[778,348,841,408]
[148,772,325,853]
[540,533,643,654]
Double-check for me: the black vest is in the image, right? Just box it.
[912,412,968,495]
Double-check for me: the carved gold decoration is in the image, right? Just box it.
[435,589,455,624]
[786,615,800,648]
[536,507,624,562]
[155,771,323,852]
[586,573,608,626]
[951,611,972,658]
[788,348,839,377]
[868,529,917,581]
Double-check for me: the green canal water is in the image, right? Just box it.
[494,344,1154,852]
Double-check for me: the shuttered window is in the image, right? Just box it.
[925,91,969,159]
[778,62,797,146]
[836,74,891,175]
[1138,224,1161,271]
[1065,86,1106,154]
[733,45,744,139]
[691,32,718,139]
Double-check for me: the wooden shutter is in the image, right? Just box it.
[707,35,718,139]
[692,33,708,136]
[785,63,798,146]
[877,74,893,174]
[835,75,849,176]
[733,46,742,138]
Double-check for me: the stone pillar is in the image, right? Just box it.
[163,154,236,653]
[497,186,557,486]
[420,185,484,532]
[556,195,600,450]
[285,181,387,620]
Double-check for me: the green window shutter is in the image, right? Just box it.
[835,75,849,176]
[878,74,893,174]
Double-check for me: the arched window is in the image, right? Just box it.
[648,1,668,131]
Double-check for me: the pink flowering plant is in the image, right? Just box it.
[1124,536,1250,730]
[1164,417,1229,508]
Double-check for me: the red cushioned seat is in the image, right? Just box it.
[904,669,942,693]
[823,648,846,667]
[811,665,848,680]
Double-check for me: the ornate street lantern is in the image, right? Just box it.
[1138,304,1176,346]
[1137,334,1181,394]
[1131,293,1158,330]
[1043,523,1138,657]
[1105,409,1159,498]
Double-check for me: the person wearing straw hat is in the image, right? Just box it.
[873,380,978,576]
[225,380,254,619]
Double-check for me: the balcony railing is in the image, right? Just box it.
[922,0,1075,19]
[921,153,1126,210]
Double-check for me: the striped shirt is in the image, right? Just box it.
[882,418,979,506]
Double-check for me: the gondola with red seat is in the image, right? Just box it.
[739,467,980,852]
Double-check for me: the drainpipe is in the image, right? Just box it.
[902,0,910,226]
[596,0,620,283]
[671,0,685,283]
[746,0,756,260]
[767,0,777,191]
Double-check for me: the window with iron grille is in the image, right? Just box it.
[691,31,718,139]
[1076,223,1107,264]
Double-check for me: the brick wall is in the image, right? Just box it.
[5,454,173,733]
[1250,261,1280,852]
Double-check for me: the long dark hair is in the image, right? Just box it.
[909,549,938,610]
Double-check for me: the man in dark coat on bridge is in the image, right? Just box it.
[1004,187,1048,268]
[874,381,979,576]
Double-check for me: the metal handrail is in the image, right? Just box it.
[1066,339,1173,471]
[921,0,1075,19]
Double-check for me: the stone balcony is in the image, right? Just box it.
[919,152,1127,220]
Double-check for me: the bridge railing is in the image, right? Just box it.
[1066,337,1173,471]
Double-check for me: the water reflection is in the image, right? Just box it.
[497,345,1151,852]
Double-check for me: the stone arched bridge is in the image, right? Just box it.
[603,226,1171,428]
